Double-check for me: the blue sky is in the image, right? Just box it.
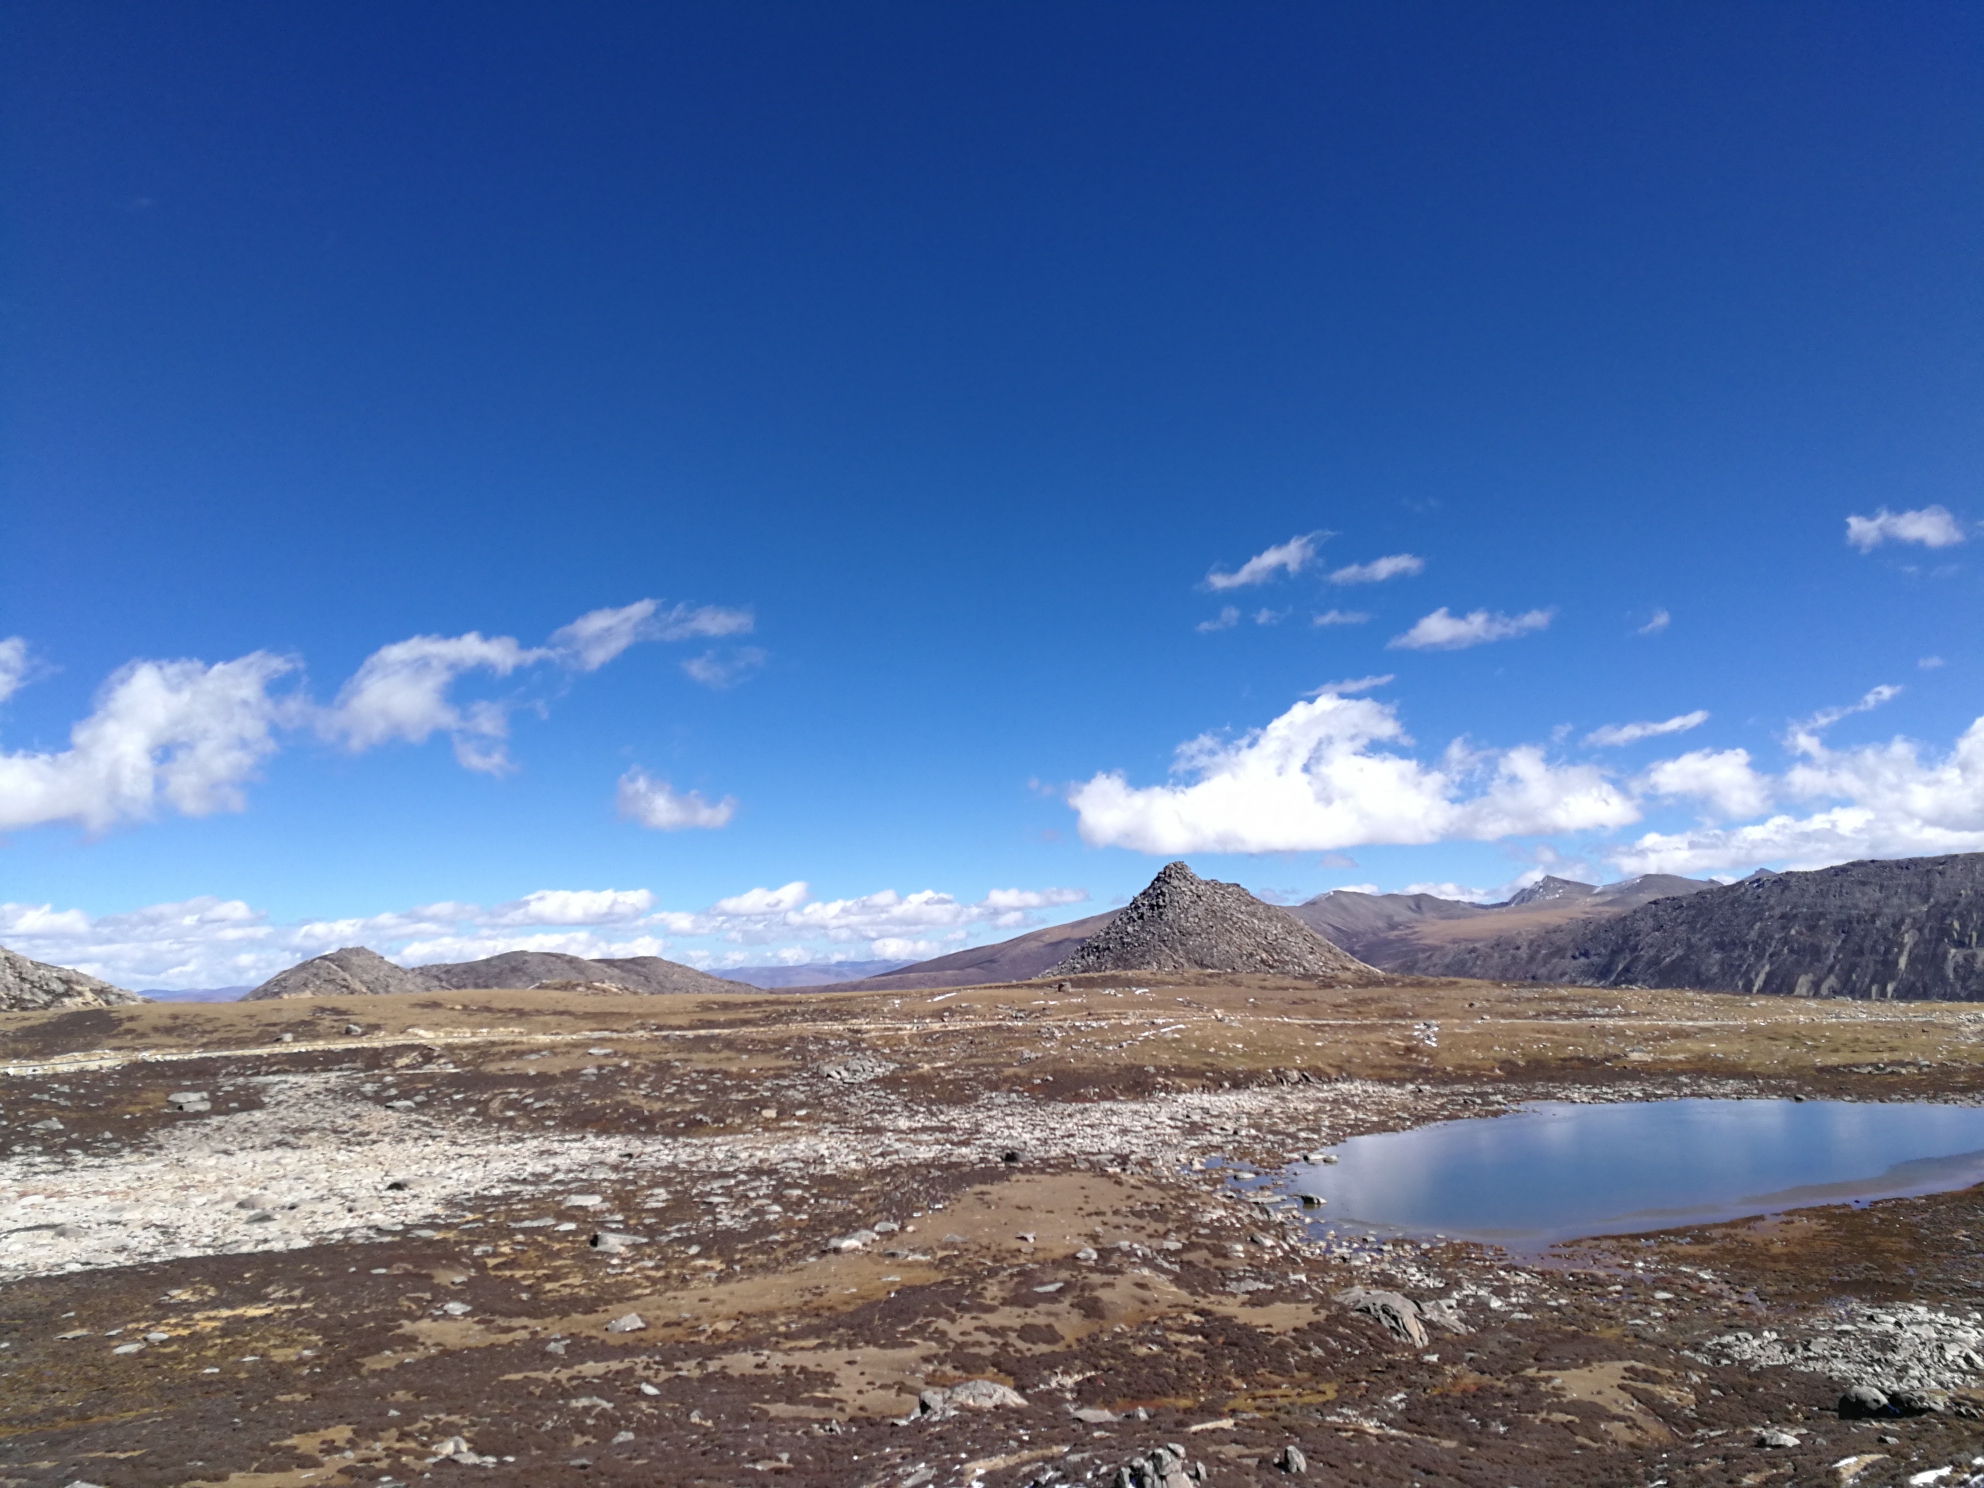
[3,3,1980,988]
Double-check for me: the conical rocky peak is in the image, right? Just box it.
[1044,861,1376,980]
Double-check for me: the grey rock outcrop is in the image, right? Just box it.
[244,946,432,1001]
[1404,852,1984,1000]
[1044,863,1375,981]
[0,946,144,1011]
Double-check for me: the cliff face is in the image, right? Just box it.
[1401,853,1984,1000]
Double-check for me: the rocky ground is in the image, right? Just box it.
[7,976,1984,1487]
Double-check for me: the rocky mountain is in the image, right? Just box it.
[1402,852,1984,999]
[1286,873,1709,970]
[244,947,434,1000]
[1045,862,1376,980]
[244,947,755,1000]
[0,946,145,1012]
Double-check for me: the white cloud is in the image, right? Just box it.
[872,937,941,959]
[1638,609,1671,635]
[1585,710,1710,747]
[1388,607,1553,651]
[0,653,300,833]
[1399,881,1498,903]
[981,886,1089,910]
[1846,505,1966,552]
[0,638,29,705]
[1617,716,1984,875]
[1328,553,1425,584]
[1206,534,1321,590]
[1921,656,1946,670]
[1306,675,1393,697]
[711,882,809,916]
[1311,610,1369,627]
[489,888,656,926]
[1068,692,1638,853]
[1253,608,1288,626]
[682,647,767,689]
[550,599,756,671]
[1197,608,1240,632]
[1788,684,1901,757]
[616,768,737,830]
[1639,748,1772,820]
[320,632,544,773]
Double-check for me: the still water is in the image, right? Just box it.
[1283,1099,1984,1249]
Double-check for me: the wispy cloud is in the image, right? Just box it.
[1585,710,1709,747]
[1196,607,1240,632]
[1637,609,1671,635]
[681,647,767,689]
[1205,533,1322,590]
[1307,674,1393,697]
[616,768,737,830]
[0,638,28,705]
[1328,553,1424,585]
[1846,505,1966,551]
[1388,607,1553,651]
[1789,684,1901,756]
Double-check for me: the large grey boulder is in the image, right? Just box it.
[0,946,144,1012]
[1045,862,1375,981]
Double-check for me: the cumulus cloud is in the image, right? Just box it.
[616,768,737,830]
[1585,710,1710,747]
[1639,748,1773,820]
[0,600,753,836]
[0,638,29,705]
[1197,608,1240,633]
[1846,505,1966,552]
[320,632,544,773]
[0,653,300,834]
[1328,553,1425,585]
[1388,607,1553,651]
[1638,609,1671,635]
[1311,610,1369,627]
[6,876,1094,990]
[1206,534,1321,590]
[1068,691,1638,854]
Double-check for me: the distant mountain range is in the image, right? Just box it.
[243,946,756,999]
[1282,873,1712,972]
[718,960,910,989]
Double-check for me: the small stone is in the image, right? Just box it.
[111,1341,144,1354]
[612,1430,636,1444]
[1073,1407,1118,1424]
[441,1301,471,1317]
[1756,1428,1800,1449]
[145,1331,169,1342]
[873,1220,900,1234]
[605,1312,646,1333]
[29,1117,63,1131]
[825,1229,878,1253]
[1274,1443,1308,1474]
[166,1091,210,1112]
[589,1231,645,1254]
[344,1023,363,1036]
[545,1339,568,1355]
[244,1210,276,1224]
[1076,1247,1099,1262]
[639,1381,660,1396]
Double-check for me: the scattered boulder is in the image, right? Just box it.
[0,945,143,1012]
[1337,1287,1429,1348]
[915,1379,1026,1419]
[166,1091,211,1113]
[1755,1427,1800,1448]
[604,1312,646,1333]
[588,1231,646,1254]
[1840,1384,1891,1418]
[1274,1443,1308,1474]
[1100,1444,1209,1487]
[1043,862,1375,980]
